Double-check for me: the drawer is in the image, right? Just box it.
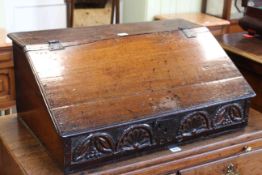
[0,68,15,107]
[125,138,262,175]
[0,51,13,69]
[179,148,262,175]
[0,50,12,62]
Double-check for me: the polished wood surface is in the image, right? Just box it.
[9,20,198,46]
[0,109,262,175]
[0,29,11,48]
[9,20,255,173]
[216,32,262,64]
[154,13,230,35]
[9,20,254,135]
[180,149,262,175]
[155,13,230,27]
[0,28,15,109]
[216,32,262,112]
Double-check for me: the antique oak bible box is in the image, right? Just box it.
[8,19,255,173]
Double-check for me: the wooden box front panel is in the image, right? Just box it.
[67,100,250,172]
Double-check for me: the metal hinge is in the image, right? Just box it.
[48,40,64,51]
[179,27,197,38]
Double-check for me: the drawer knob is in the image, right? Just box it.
[243,146,252,152]
[225,163,240,175]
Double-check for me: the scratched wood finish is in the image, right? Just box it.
[1,109,262,175]
[8,20,255,173]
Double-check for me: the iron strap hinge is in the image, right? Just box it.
[48,40,64,51]
[179,27,197,38]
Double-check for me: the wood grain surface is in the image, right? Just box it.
[0,28,15,109]
[0,109,262,175]
[10,22,254,135]
[216,32,262,64]
[155,13,230,27]
[8,20,255,172]
[216,33,262,112]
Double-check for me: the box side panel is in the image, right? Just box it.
[12,44,64,167]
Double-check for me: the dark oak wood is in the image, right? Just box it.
[201,0,207,13]
[222,0,233,20]
[216,32,262,112]
[65,0,76,28]
[8,20,255,173]
[1,109,262,175]
[0,28,15,109]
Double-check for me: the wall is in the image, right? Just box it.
[122,0,147,23]
[123,0,202,23]
[0,0,5,27]
[2,0,66,32]
[206,0,244,19]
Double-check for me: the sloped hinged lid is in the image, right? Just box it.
[8,19,255,137]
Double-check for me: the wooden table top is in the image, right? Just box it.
[1,109,262,175]
[154,13,230,27]
[216,32,262,64]
[0,28,11,48]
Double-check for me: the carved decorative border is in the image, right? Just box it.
[116,124,153,152]
[71,101,248,164]
[176,111,210,142]
[72,133,115,162]
[213,103,244,129]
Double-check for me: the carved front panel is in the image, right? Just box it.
[70,100,249,165]
[213,103,245,129]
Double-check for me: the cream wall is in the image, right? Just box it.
[123,0,202,23]
[2,0,66,32]
[0,0,5,27]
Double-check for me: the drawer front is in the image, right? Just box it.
[0,51,12,62]
[0,48,15,108]
[179,149,262,175]
[0,68,15,107]
[112,138,262,175]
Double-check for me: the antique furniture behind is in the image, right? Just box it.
[216,32,262,113]
[65,0,119,27]
[239,6,262,35]
[0,29,15,115]
[202,0,245,33]
[8,20,255,173]
[1,109,262,175]
[154,13,230,35]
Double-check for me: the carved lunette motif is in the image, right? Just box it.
[213,103,244,129]
[71,102,246,164]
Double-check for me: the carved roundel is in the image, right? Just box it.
[213,103,243,128]
[178,111,210,139]
[117,124,153,152]
[72,133,114,162]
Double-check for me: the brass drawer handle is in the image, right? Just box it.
[225,163,240,175]
[243,146,252,153]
